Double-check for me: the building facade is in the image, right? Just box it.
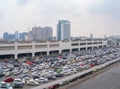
[3,32,9,41]
[0,39,107,59]
[31,26,53,41]
[57,20,71,41]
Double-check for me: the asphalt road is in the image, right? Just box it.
[69,62,120,89]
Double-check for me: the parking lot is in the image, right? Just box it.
[0,47,120,89]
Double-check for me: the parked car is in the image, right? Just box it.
[47,76,56,80]
[3,69,11,76]
[55,73,64,77]
[26,79,39,86]
[4,77,14,83]
[48,84,60,89]
[12,82,23,88]
[0,73,5,78]
[0,82,13,89]
[14,78,25,85]
[35,77,48,83]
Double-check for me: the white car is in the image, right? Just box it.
[12,68,21,75]
[35,77,48,83]
[26,79,39,85]
[31,67,37,72]
[22,68,29,74]
[7,64,14,68]
[14,78,25,85]
[62,70,71,75]
[0,81,13,89]
[3,69,11,76]
[38,66,43,70]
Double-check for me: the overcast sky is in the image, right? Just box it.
[0,0,120,37]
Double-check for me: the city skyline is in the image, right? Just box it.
[0,0,120,37]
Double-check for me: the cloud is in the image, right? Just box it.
[16,0,28,6]
[90,0,120,19]
[0,0,120,37]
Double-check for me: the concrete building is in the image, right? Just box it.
[3,32,9,41]
[57,20,71,41]
[8,34,16,41]
[90,33,93,39]
[107,36,120,47]
[19,32,27,41]
[15,31,19,41]
[0,39,107,59]
[31,26,53,41]
[43,27,53,40]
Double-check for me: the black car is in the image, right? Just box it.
[32,75,40,79]
[55,74,64,77]
[0,73,5,77]
[47,76,56,80]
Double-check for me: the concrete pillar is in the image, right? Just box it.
[59,50,62,54]
[14,42,18,59]
[47,51,49,55]
[92,47,94,50]
[78,48,80,52]
[15,54,18,59]
[32,42,35,58]
[32,52,35,57]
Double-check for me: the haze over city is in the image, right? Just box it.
[0,0,120,37]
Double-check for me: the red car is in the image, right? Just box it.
[89,64,95,67]
[4,77,14,83]
[48,84,60,89]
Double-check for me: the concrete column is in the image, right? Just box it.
[32,42,35,58]
[47,41,49,56]
[15,54,18,59]
[47,51,49,55]
[70,49,72,53]
[32,52,35,57]
[59,50,62,54]
[78,48,80,52]
[14,42,18,59]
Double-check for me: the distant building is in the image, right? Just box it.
[8,34,16,41]
[19,32,27,41]
[15,31,19,41]
[3,32,9,41]
[90,33,93,39]
[3,32,16,41]
[31,26,53,41]
[57,20,71,41]
[43,27,53,40]
[107,36,120,47]
[71,36,88,41]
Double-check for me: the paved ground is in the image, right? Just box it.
[69,63,120,89]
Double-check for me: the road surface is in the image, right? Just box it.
[69,62,120,89]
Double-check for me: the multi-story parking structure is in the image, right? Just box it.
[0,39,107,59]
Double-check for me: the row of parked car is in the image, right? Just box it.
[0,47,119,89]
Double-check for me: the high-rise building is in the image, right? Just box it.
[19,32,27,41]
[15,31,19,41]
[57,20,71,41]
[43,27,53,40]
[3,32,9,41]
[90,33,93,39]
[31,26,42,41]
[31,26,53,41]
[8,34,16,41]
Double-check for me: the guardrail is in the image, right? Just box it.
[34,58,120,89]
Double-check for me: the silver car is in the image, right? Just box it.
[0,82,13,89]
